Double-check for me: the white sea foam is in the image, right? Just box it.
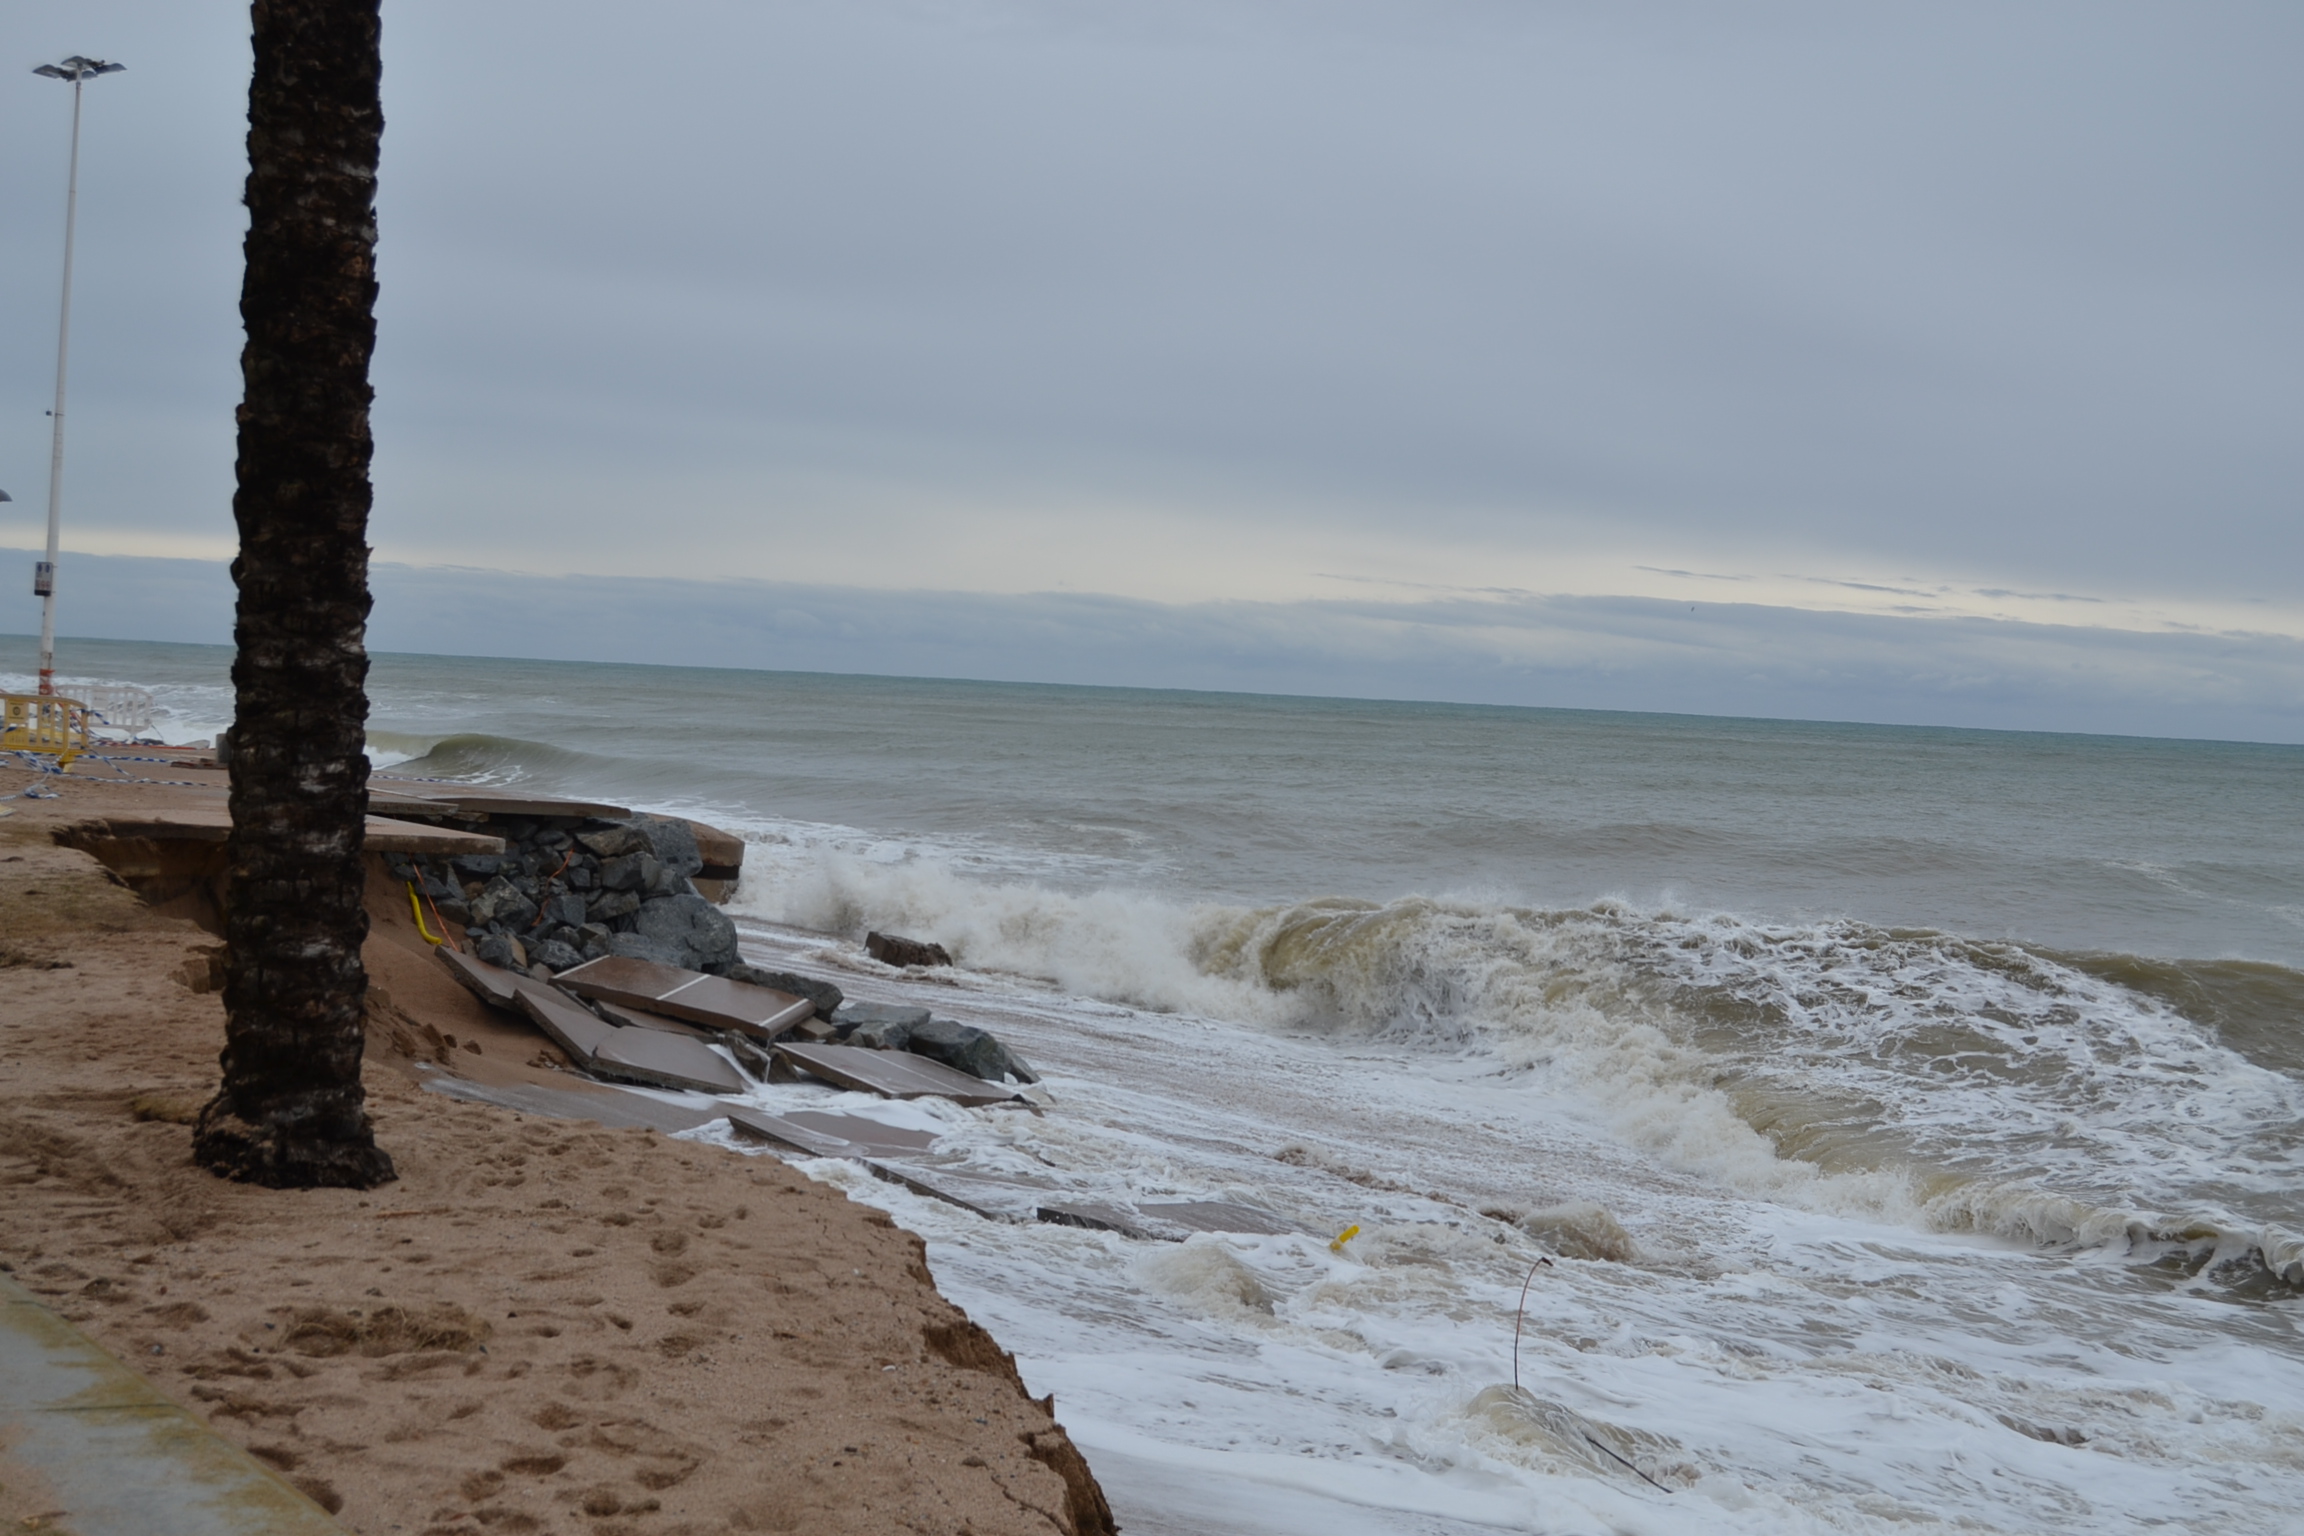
[698,891,2304,1534]
[729,833,2304,1287]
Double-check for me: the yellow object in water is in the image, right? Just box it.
[1,693,90,764]
[1328,1224,1362,1254]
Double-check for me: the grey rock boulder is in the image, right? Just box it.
[632,814,705,878]
[846,1018,915,1052]
[578,824,649,859]
[643,860,694,898]
[468,876,538,932]
[607,931,688,967]
[866,931,952,968]
[633,892,739,972]
[586,887,641,922]
[472,931,527,971]
[906,1019,1037,1084]
[599,851,659,893]
[450,853,501,883]
[830,1001,929,1034]
[530,938,586,974]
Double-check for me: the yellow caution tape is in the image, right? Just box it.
[1328,1224,1361,1254]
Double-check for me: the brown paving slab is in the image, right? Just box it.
[592,997,719,1040]
[590,1029,749,1095]
[652,974,813,1037]
[557,957,812,1039]
[775,1043,1024,1107]
[867,1163,1057,1222]
[362,817,508,855]
[723,1107,946,1160]
[435,945,522,1011]
[553,953,696,1005]
[511,980,617,1064]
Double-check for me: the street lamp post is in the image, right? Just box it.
[30,55,124,696]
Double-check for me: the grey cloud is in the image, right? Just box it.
[1,1,2297,717]
[10,552,2300,745]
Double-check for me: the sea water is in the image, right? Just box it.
[13,634,2304,1534]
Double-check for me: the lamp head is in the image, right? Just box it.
[33,57,124,81]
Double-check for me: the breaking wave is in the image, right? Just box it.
[375,731,624,786]
[733,834,2304,1296]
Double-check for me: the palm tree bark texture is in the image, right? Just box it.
[195,0,395,1188]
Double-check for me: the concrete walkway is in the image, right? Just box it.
[0,1271,342,1534]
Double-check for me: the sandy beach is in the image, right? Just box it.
[0,758,1114,1536]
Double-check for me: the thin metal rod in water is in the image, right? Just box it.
[1511,1254,1551,1390]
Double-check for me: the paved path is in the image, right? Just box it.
[0,1271,342,1534]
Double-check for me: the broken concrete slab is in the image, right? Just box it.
[66,806,504,857]
[512,980,618,1065]
[868,1162,1056,1221]
[555,955,814,1039]
[773,1043,1026,1107]
[591,998,718,1041]
[370,784,634,821]
[435,944,522,1011]
[1036,1202,1158,1239]
[722,1106,945,1161]
[1140,1200,1300,1236]
[1037,1200,1299,1241]
[590,1029,748,1095]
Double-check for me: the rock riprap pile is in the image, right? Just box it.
[388,812,748,979]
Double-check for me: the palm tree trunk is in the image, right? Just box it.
[195,0,394,1189]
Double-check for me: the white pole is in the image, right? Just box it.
[36,71,86,697]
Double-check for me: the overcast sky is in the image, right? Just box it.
[1,2,2299,735]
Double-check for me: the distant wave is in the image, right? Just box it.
[375,731,622,786]
[732,833,2304,1297]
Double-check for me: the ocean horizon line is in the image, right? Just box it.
[8,628,2304,754]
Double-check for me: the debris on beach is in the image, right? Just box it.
[554,954,814,1039]
[432,942,1035,1110]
